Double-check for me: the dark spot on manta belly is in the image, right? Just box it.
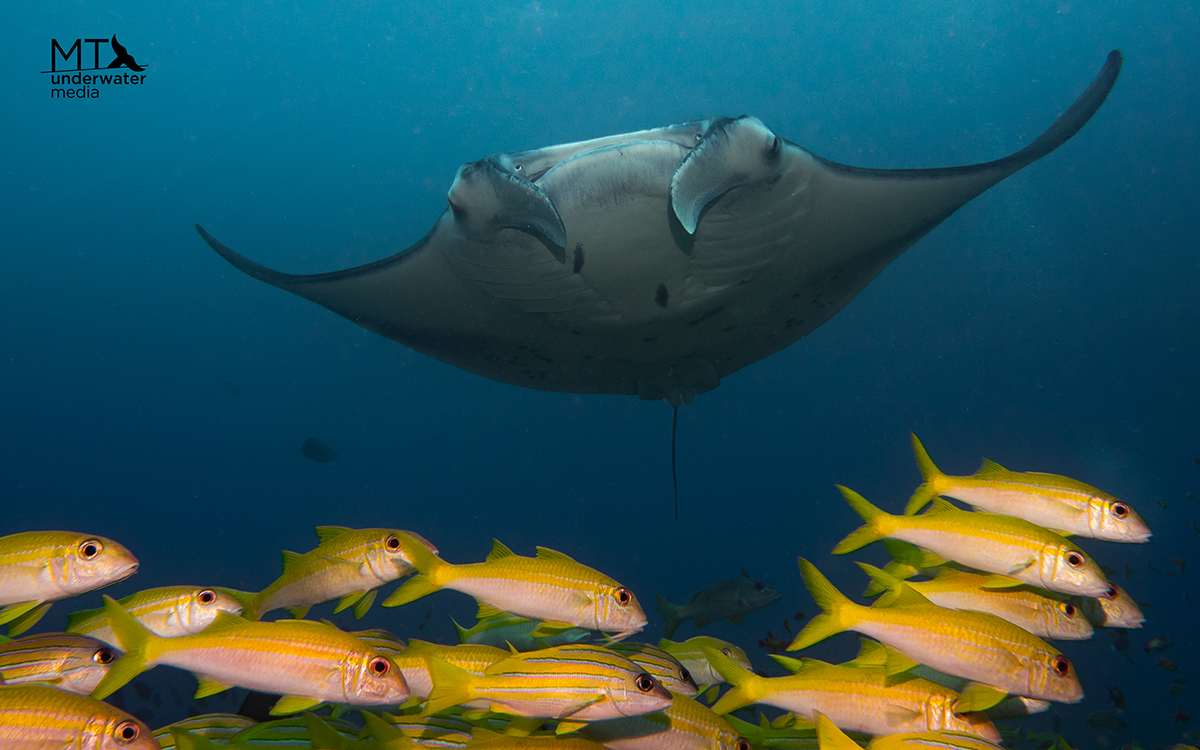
[655,283,669,308]
[572,244,584,273]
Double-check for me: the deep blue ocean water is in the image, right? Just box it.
[4,0,1198,745]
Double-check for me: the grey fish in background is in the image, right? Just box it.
[300,438,338,464]
[656,570,780,638]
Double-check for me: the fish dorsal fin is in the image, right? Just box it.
[974,458,1009,476]
[280,550,304,573]
[858,563,932,609]
[64,607,101,632]
[923,498,959,515]
[535,547,579,564]
[487,540,516,561]
[767,654,807,673]
[851,638,888,667]
[315,525,352,545]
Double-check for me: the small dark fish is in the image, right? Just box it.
[1188,492,1195,499]
[1124,564,1133,580]
[759,631,788,652]
[656,570,781,637]
[793,612,806,621]
[1084,711,1127,730]
[1169,681,1188,696]
[1100,564,1116,576]
[417,605,433,631]
[1175,707,1190,723]
[1159,501,1168,509]
[1109,630,1129,653]
[1170,557,1187,574]
[782,618,791,633]
[1158,657,1179,671]
[1139,600,1154,609]
[1148,562,1159,572]
[1108,686,1126,711]
[300,437,338,463]
[1144,636,1173,653]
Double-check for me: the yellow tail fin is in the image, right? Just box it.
[832,486,892,554]
[788,559,860,650]
[906,433,947,514]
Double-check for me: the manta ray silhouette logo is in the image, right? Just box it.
[107,36,144,72]
[45,34,149,99]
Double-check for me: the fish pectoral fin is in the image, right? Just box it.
[193,676,234,699]
[476,603,506,620]
[954,682,1009,712]
[770,712,797,729]
[352,589,377,619]
[882,644,920,677]
[884,705,923,727]
[555,720,588,735]
[983,574,1029,589]
[530,620,577,638]
[333,590,367,614]
[702,684,720,704]
[4,602,52,636]
[728,614,745,626]
[270,695,323,716]
[0,600,44,626]
[287,606,312,619]
[561,696,605,719]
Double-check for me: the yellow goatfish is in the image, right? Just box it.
[906,434,1150,543]
[580,691,752,750]
[1072,582,1145,629]
[0,632,118,694]
[466,729,611,750]
[0,683,158,750]
[246,526,438,621]
[812,711,1004,750]
[390,639,510,699]
[788,560,1084,711]
[703,645,999,740]
[422,643,673,732]
[90,596,410,715]
[0,531,139,636]
[834,488,1109,597]
[869,568,1094,641]
[67,585,248,645]
[384,539,647,639]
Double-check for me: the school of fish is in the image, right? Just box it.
[0,434,1171,749]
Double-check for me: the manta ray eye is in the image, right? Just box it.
[198,589,217,605]
[1051,656,1071,676]
[1061,603,1077,617]
[113,721,141,744]
[1065,552,1084,567]
[766,135,782,158]
[1111,502,1129,518]
[634,673,656,693]
[735,739,752,750]
[1104,585,1118,599]
[369,657,391,676]
[79,540,103,559]
[385,535,402,551]
[616,588,632,606]
[94,647,116,664]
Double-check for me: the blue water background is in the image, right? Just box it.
[3,0,1198,743]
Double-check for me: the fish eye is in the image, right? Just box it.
[680,667,693,684]
[1104,585,1118,600]
[79,539,103,559]
[1065,552,1084,567]
[1061,603,1077,617]
[616,587,632,606]
[514,164,522,171]
[753,582,764,591]
[385,535,402,551]
[634,673,656,693]
[1051,656,1071,676]
[94,647,116,664]
[197,589,217,605]
[721,648,732,657]
[1111,503,1129,519]
[369,656,391,676]
[113,720,141,744]
[735,740,751,750]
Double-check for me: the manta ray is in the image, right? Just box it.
[199,52,1121,408]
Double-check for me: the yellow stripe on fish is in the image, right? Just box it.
[833,487,1109,597]
[0,531,139,636]
[703,645,999,740]
[788,560,1083,710]
[90,595,410,715]
[423,643,672,724]
[608,642,700,697]
[0,683,158,750]
[813,711,1004,750]
[0,632,119,694]
[245,526,438,621]
[871,568,1094,640]
[67,585,247,645]
[580,691,752,750]
[383,538,647,639]
[390,639,510,699]
[906,434,1150,542]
